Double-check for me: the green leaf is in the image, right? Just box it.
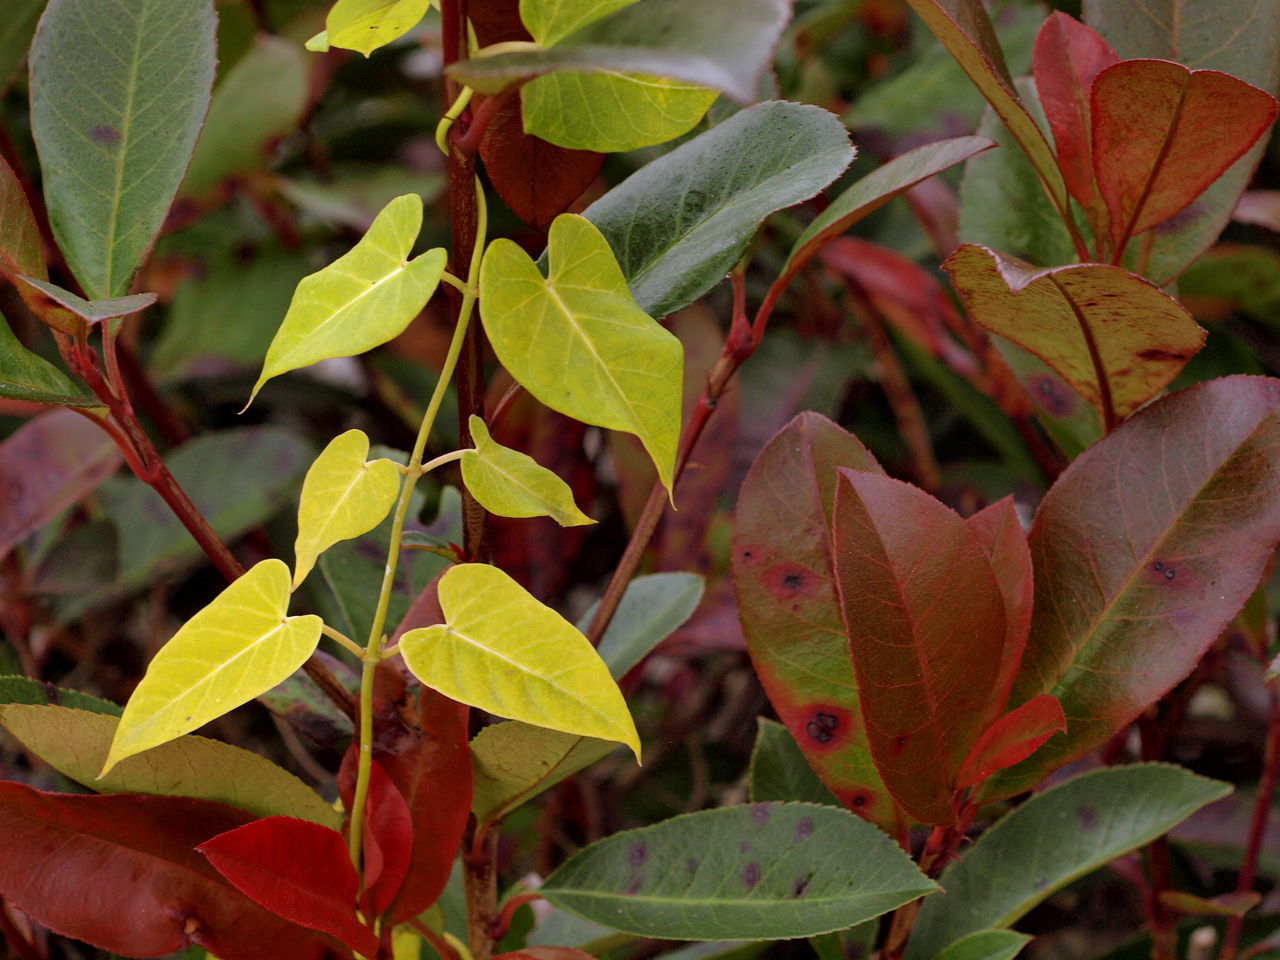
[470,720,618,829]
[480,214,682,492]
[249,194,446,405]
[578,572,704,679]
[0,0,43,93]
[904,765,1231,959]
[786,135,994,274]
[181,35,310,199]
[461,415,594,526]
[0,704,339,828]
[930,931,1031,960]
[326,0,429,55]
[293,429,403,589]
[29,0,216,298]
[0,676,120,716]
[521,0,638,45]
[749,719,840,806]
[539,802,937,940]
[580,101,853,319]
[103,559,322,774]
[0,151,44,281]
[0,310,98,408]
[400,562,640,758]
[810,922,878,960]
[14,276,157,326]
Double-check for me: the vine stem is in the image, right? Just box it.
[346,176,487,886]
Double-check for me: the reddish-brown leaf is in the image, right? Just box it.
[199,817,377,958]
[469,0,532,45]
[480,95,604,230]
[965,497,1033,717]
[987,376,1280,797]
[0,783,344,959]
[832,470,1007,825]
[955,694,1065,790]
[502,950,598,960]
[337,755,413,918]
[1092,59,1278,253]
[732,412,902,831]
[1032,12,1117,230]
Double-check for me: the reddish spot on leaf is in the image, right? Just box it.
[795,817,814,840]
[1029,373,1078,417]
[629,842,648,868]
[741,862,762,889]
[802,705,850,750]
[1078,805,1097,829]
[625,877,642,896]
[750,803,770,825]
[90,124,121,144]
[792,873,811,898]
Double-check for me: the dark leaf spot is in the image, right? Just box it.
[1136,348,1189,362]
[851,794,867,808]
[685,858,698,874]
[783,572,803,589]
[740,840,751,853]
[805,710,839,744]
[1078,806,1096,829]
[628,842,647,868]
[91,124,121,144]
[625,878,642,896]
[795,817,813,840]
[751,803,770,825]
[741,862,761,889]
[792,873,811,898]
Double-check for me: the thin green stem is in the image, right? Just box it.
[441,270,469,294]
[321,623,363,658]
[347,176,488,881]
[420,449,468,475]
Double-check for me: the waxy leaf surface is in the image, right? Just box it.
[749,718,840,806]
[0,311,97,408]
[1092,60,1278,253]
[400,562,640,757]
[944,244,1205,421]
[0,704,339,828]
[900,0,1068,214]
[905,766,1230,959]
[540,803,936,939]
[294,429,402,588]
[732,413,897,829]
[251,194,445,404]
[327,0,429,55]
[104,559,322,774]
[582,101,853,319]
[199,816,377,957]
[0,783,340,959]
[29,0,216,298]
[990,377,1280,796]
[480,214,681,491]
[832,470,1007,825]
[954,695,1065,790]
[462,415,593,526]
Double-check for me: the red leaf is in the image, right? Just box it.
[337,755,413,917]
[955,694,1066,790]
[1032,12,1117,231]
[198,817,377,958]
[0,782,345,959]
[832,470,1007,825]
[480,95,604,230]
[500,950,598,960]
[965,497,1033,717]
[732,413,903,832]
[469,0,531,45]
[1092,59,1278,253]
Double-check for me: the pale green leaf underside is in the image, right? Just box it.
[577,571,704,679]
[294,429,402,588]
[521,0,638,46]
[479,214,681,491]
[327,0,430,56]
[103,559,322,774]
[461,415,593,526]
[16,275,157,324]
[0,704,339,828]
[250,194,445,404]
[400,562,640,758]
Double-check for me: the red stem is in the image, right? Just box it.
[410,918,462,960]
[0,900,42,960]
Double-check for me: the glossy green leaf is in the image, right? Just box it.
[461,415,593,526]
[0,0,43,92]
[540,803,936,940]
[29,0,216,298]
[181,34,310,199]
[520,0,637,45]
[988,377,1280,797]
[749,719,840,806]
[786,135,994,274]
[103,559,322,774]
[250,195,446,405]
[400,563,640,758]
[480,214,682,492]
[327,0,429,55]
[582,101,853,319]
[14,276,157,326]
[0,704,339,828]
[293,429,402,589]
[930,931,1030,960]
[0,152,43,282]
[0,310,97,408]
[579,572,704,679]
[944,244,1205,421]
[732,412,897,830]
[0,677,120,716]
[470,720,618,830]
[905,765,1231,959]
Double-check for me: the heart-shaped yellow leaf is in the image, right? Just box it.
[479,214,682,493]
[399,563,640,760]
[461,415,594,526]
[327,0,430,56]
[293,429,402,588]
[248,194,445,406]
[102,559,322,775]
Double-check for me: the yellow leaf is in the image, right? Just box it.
[248,194,445,407]
[461,415,594,526]
[294,429,402,588]
[102,559,322,775]
[399,563,640,760]
[479,214,682,492]
[327,0,430,56]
